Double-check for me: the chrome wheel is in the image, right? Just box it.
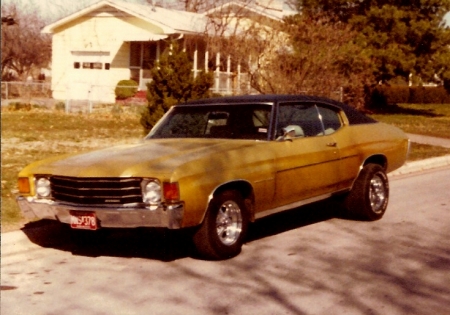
[216,200,243,246]
[193,190,248,260]
[344,164,389,221]
[369,173,387,213]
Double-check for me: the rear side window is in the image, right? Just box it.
[317,106,342,135]
[277,103,342,137]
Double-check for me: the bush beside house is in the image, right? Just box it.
[114,80,138,100]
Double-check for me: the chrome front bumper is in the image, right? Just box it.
[17,196,184,229]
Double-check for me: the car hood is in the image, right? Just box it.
[21,138,265,178]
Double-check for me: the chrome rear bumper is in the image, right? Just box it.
[16,196,184,229]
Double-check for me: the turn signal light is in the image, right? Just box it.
[163,182,180,202]
[18,177,30,194]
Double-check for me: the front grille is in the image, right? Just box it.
[50,176,143,205]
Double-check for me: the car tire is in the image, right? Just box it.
[344,164,389,221]
[193,190,248,260]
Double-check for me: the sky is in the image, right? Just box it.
[3,0,450,26]
[2,0,148,22]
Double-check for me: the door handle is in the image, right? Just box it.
[326,142,337,147]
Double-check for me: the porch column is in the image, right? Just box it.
[157,41,161,60]
[237,63,241,94]
[193,42,198,79]
[226,55,231,94]
[248,55,252,92]
[205,51,209,72]
[215,52,220,93]
[139,43,144,90]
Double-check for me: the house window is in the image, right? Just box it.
[105,63,110,70]
[130,42,159,69]
[82,62,102,69]
[143,43,158,69]
[74,62,80,69]
[130,42,141,67]
[130,69,140,83]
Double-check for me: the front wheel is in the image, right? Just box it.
[344,164,389,221]
[192,190,248,260]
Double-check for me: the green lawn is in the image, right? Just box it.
[370,103,450,139]
[370,103,450,160]
[1,106,144,232]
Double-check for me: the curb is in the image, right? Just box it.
[389,155,450,176]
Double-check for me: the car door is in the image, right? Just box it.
[272,102,342,207]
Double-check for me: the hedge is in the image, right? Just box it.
[115,80,138,100]
[369,85,450,106]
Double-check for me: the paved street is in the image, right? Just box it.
[2,166,450,315]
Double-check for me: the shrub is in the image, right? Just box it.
[365,86,388,108]
[140,43,213,134]
[385,86,410,104]
[367,85,450,107]
[409,86,450,104]
[55,102,66,111]
[6,102,32,111]
[115,80,138,100]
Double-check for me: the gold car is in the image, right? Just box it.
[17,95,409,259]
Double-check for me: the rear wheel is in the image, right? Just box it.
[193,190,248,260]
[344,164,389,221]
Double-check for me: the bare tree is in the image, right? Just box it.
[1,3,51,81]
[205,7,374,107]
[148,0,229,11]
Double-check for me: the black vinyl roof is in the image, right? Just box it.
[181,94,377,125]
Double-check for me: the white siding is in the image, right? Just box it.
[50,11,164,102]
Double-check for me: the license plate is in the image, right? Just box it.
[70,211,97,230]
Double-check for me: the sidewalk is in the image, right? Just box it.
[407,133,450,149]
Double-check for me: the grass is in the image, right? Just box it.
[1,105,144,232]
[370,103,450,160]
[407,142,450,161]
[1,103,450,232]
[370,103,450,139]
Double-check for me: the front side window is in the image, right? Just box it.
[147,104,273,140]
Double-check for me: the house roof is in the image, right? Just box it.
[204,1,296,22]
[41,0,209,35]
[41,0,296,38]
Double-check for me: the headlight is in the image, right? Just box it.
[36,177,51,198]
[142,180,161,204]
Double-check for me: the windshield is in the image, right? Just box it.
[147,104,273,140]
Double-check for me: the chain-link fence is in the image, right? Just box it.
[2,80,345,113]
[1,81,52,100]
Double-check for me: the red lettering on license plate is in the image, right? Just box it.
[70,211,97,230]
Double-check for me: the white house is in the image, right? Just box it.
[42,0,294,103]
